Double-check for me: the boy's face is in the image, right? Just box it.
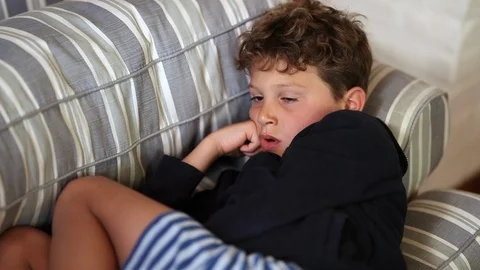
[249,61,345,157]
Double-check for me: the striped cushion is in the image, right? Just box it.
[0,0,63,21]
[0,0,288,232]
[402,190,480,269]
[364,62,448,199]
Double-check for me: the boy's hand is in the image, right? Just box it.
[183,121,261,173]
[209,120,261,157]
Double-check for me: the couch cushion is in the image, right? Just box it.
[365,62,448,198]
[0,0,287,232]
[402,190,480,269]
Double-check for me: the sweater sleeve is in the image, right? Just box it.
[140,155,205,211]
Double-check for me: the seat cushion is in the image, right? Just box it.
[402,190,480,269]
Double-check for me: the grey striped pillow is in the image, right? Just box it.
[0,0,286,232]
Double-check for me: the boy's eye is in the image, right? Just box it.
[250,96,263,102]
[281,97,298,103]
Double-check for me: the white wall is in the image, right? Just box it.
[326,0,480,190]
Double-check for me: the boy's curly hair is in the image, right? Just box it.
[236,0,372,99]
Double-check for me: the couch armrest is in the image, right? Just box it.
[364,63,449,198]
[402,190,480,269]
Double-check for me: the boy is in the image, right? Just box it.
[0,1,407,269]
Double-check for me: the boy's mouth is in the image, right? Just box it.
[260,134,280,151]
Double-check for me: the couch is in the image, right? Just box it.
[0,0,479,269]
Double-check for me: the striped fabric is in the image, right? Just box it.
[364,62,449,199]
[402,190,480,270]
[0,0,289,232]
[124,211,300,270]
[0,0,62,21]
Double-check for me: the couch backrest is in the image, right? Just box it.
[0,0,63,21]
[0,0,447,232]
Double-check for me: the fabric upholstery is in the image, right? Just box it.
[365,62,449,198]
[402,190,480,269]
[0,0,62,20]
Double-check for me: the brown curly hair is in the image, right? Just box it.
[236,0,372,99]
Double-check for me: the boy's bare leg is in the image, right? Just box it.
[0,227,50,270]
[49,176,172,270]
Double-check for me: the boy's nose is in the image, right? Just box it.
[258,104,278,125]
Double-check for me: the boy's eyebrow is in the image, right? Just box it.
[248,83,307,90]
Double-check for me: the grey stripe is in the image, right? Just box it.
[0,201,21,232]
[404,256,435,269]
[6,0,27,17]
[402,241,445,268]
[0,131,26,208]
[244,0,270,16]
[417,191,480,218]
[131,0,181,59]
[0,89,250,211]
[429,95,446,172]
[30,0,42,10]
[363,70,414,121]
[457,239,480,270]
[57,2,147,75]
[0,14,261,133]
[438,230,480,270]
[46,0,61,5]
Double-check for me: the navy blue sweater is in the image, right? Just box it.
[141,110,408,270]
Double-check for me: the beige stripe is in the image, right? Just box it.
[403,252,437,269]
[402,238,449,260]
[449,261,459,270]
[457,254,472,270]
[441,95,450,150]
[404,225,459,250]
[0,0,8,19]
[476,236,480,246]
[385,79,420,123]
[220,0,249,37]
[413,199,480,228]
[411,203,478,231]
[408,206,476,234]
[407,142,414,197]
[396,86,438,147]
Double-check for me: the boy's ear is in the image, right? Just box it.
[343,86,366,111]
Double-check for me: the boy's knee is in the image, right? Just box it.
[0,227,50,269]
[54,176,113,214]
[57,176,109,202]
[0,227,49,259]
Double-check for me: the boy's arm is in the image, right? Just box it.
[141,121,260,211]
